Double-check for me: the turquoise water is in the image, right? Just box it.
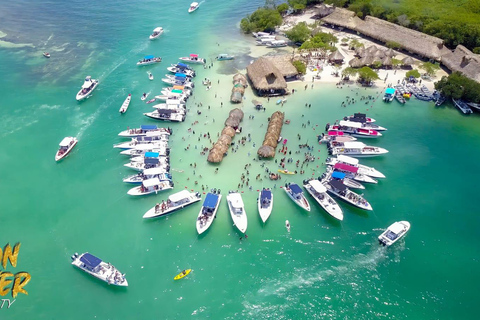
[1,1,479,319]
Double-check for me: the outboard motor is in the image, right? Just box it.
[325,123,330,131]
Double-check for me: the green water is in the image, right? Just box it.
[0,1,479,319]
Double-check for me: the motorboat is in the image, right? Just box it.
[378,221,410,246]
[257,188,273,223]
[118,125,172,138]
[137,55,162,66]
[328,170,365,190]
[119,144,170,157]
[452,98,473,114]
[196,190,222,234]
[325,155,385,178]
[143,190,202,219]
[253,31,271,38]
[155,89,189,101]
[266,40,287,48]
[383,87,396,102]
[188,2,199,13]
[149,27,163,40]
[338,120,386,131]
[123,169,171,184]
[329,162,378,184]
[216,54,234,61]
[161,77,194,88]
[55,137,78,161]
[124,158,170,172]
[329,141,389,157]
[144,109,186,122]
[179,54,205,65]
[283,183,310,211]
[119,94,131,114]
[113,133,169,149]
[227,191,248,233]
[285,220,290,232]
[323,179,372,211]
[256,37,276,46]
[43,52,50,58]
[76,76,99,101]
[161,87,192,97]
[303,179,343,220]
[130,151,169,163]
[345,113,375,123]
[165,72,194,80]
[152,102,186,111]
[169,62,193,71]
[167,66,196,77]
[127,178,173,196]
[71,252,127,286]
[148,72,154,81]
[319,131,357,143]
[328,121,385,138]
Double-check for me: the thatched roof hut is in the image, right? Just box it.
[265,55,299,79]
[349,58,363,68]
[258,111,285,158]
[246,57,288,96]
[328,50,345,63]
[229,108,244,119]
[355,47,366,58]
[382,56,393,67]
[321,7,360,30]
[231,73,247,103]
[402,56,415,66]
[221,126,236,138]
[360,55,374,66]
[230,91,242,103]
[257,145,275,158]
[233,73,247,85]
[441,45,480,82]
[385,48,396,57]
[208,108,244,163]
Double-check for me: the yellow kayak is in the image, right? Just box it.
[174,269,192,280]
[278,169,295,175]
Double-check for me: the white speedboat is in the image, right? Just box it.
[164,72,194,80]
[328,121,383,138]
[340,120,386,131]
[188,2,199,13]
[303,179,343,220]
[452,98,473,114]
[325,155,385,179]
[76,76,99,101]
[227,191,248,233]
[216,54,234,61]
[266,40,287,48]
[71,252,128,286]
[119,94,131,114]
[144,109,186,122]
[329,141,389,157]
[127,177,173,196]
[113,133,170,149]
[323,179,372,211]
[123,169,171,184]
[257,188,273,223]
[283,183,310,212]
[118,125,172,138]
[179,53,205,65]
[130,151,169,163]
[169,63,193,71]
[383,87,396,102]
[161,77,194,88]
[319,131,357,143]
[119,144,170,157]
[167,66,196,77]
[330,162,378,184]
[149,27,163,40]
[155,91,188,102]
[152,103,186,111]
[378,221,410,246]
[328,170,365,190]
[285,220,291,232]
[143,190,202,219]
[137,55,162,66]
[196,190,222,234]
[43,52,51,58]
[55,137,78,161]
[161,87,192,97]
[114,139,168,151]
[345,113,376,123]
[124,156,169,172]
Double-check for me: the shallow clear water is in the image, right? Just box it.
[0,1,479,319]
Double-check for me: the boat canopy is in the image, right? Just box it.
[59,137,73,147]
[144,167,168,175]
[261,189,272,200]
[153,27,163,32]
[171,89,183,94]
[389,222,405,235]
[191,2,199,6]
[79,253,102,271]
[204,193,219,209]
[167,190,190,203]
[141,124,158,130]
[134,144,162,151]
[289,183,303,195]
[145,55,155,60]
[81,80,92,88]
[144,157,160,164]
[190,54,198,58]
[334,162,359,173]
[328,130,345,136]
[177,63,189,69]
[173,85,184,90]
[385,87,396,95]
[174,73,186,78]
[337,155,359,165]
[144,152,160,158]
[143,177,161,188]
[339,120,362,128]
[329,179,347,191]
[145,131,166,137]
[331,171,346,179]
[342,142,366,148]
[309,179,326,193]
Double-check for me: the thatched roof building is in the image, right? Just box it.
[265,55,299,79]
[208,108,244,163]
[321,7,359,30]
[402,56,415,66]
[441,45,480,82]
[328,50,345,63]
[382,56,393,67]
[349,57,363,68]
[246,57,288,96]
[231,73,247,103]
[257,111,285,158]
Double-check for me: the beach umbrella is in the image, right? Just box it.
[382,56,393,67]
[402,56,415,65]
[385,48,396,57]
[349,58,363,68]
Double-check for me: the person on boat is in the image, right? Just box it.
[182,270,186,275]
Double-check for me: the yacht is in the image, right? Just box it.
[257,188,273,223]
[196,190,222,234]
[119,144,170,157]
[152,102,186,110]
[329,162,378,184]
[144,109,186,122]
[149,27,163,40]
[329,141,389,157]
[118,125,172,138]
[127,178,173,196]
[71,252,128,286]
[137,55,162,66]
[55,137,78,161]
[167,66,195,77]
[345,113,376,123]
[179,54,205,65]
[113,133,169,149]
[378,221,410,246]
[143,190,202,219]
[283,183,310,212]
[328,170,365,190]
[303,179,343,221]
[325,155,385,178]
[323,179,372,211]
[123,169,171,184]
[188,2,199,13]
[161,88,192,98]
[227,191,248,233]
[76,76,99,101]
[319,131,357,143]
[124,157,170,172]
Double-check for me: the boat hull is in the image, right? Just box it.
[196,194,222,234]
[304,183,343,220]
[143,193,201,218]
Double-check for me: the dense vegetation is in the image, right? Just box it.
[325,0,480,51]
[240,8,282,33]
[284,22,311,43]
[299,31,337,50]
[292,60,307,74]
[435,72,480,103]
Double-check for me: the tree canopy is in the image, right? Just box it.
[406,69,421,79]
[240,8,283,34]
[285,22,311,43]
[357,66,380,85]
[300,32,337,51]
[420,62,440,77]
[288,0,307,12]
[292,60,307,74]
[435,72,480,102]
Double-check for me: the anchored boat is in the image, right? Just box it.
[71,252,128,286]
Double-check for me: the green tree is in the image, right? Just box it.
[386,41,402,50]
[285,22,311,43]
[406,69,421,78]
[288,0,307,11]
[277,3,289,15]
[357,66,380,85]
[435,72,480,102]
[473,47,480,54]
[342,67,357,80]
[240,8,283,34]
[292,60,307,74]
[420,62,440,76]
[300,32,337,50]
[349,39,364,50]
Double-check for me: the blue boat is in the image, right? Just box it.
[383,87,396,102]
[258,188,273,223]
[196,190,222,234]
[137,55,162,66]
[71,252,128,286]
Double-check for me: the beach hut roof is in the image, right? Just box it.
[265,55,299,78]
[366,45,378,54]
[441,45,480,82]
[385,48,396,57]
[360,55,375,66]
[328,50,345,61]
[221,126,236,138]
[382,56,393,66]
[246,57,288,91]
[349,57,364,68]
[402,56,415,65]
[257,145,275,158]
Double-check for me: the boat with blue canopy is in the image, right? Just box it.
[196,190,222,234]
[284,183,310,211]
[118,125,172,138]
[328,169,365,190]
[323,179,372,211]
[303,179,343,220]
[383,87,396,102]
[137,55,162,66]
[71,252,128,286]
[258,188,273,223]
